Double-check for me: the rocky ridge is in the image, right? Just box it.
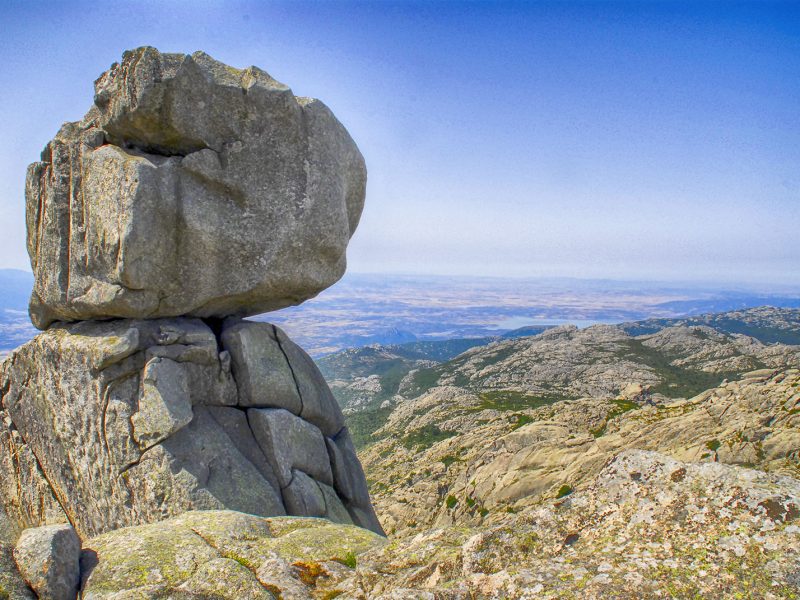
[324,308,800,448]
[8,449,795,599]
[352,449,800,598]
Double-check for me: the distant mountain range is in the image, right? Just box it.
[319,306,800,447]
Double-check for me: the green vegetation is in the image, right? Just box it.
[510,413,535,430]
[402,424,457,450]
[610,397,639,413]
[620,311,800,345]
[556,484,573,499]
[377,362,413,396]
[617,339,742,398]
[706,439,721,452]
[445,495,458,509]
[335,551,358,569]
[346,406,393,449]
[440,454,460,468]
[390,337,494,362]
[710,317,800,345]
[591,398,642,437]
[476,390,568,412]
[220,550,255,569]
[404,366,444,397]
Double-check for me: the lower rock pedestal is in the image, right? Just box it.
[0,318,383,539]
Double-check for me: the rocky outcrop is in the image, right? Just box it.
[63,453,800,599]
[0,46,384,551]
[79,510,384,599]
[0,553,34,600]
[26,47,365,330]
[0,318,382,538]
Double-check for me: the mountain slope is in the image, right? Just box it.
[326,308,800,449]
[355,449,800,599]
[361,368,800,538]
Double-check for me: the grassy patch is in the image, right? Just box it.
[611,398,639,413]
[402,424,457,450]
[617,339,743,398]
[445,495,458,509]
[334,551,358,569]
[510,413,535,430]
[441,454,460,468]
[403,366,444,397]
[475,390,568,412]
[377,362,413,396]
[591,398,641,437]
[706,439,721,452]
[346,405,393,449]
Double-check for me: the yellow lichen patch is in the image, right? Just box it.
[292,560,326,586]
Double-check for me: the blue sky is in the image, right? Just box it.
[0,1,798,284]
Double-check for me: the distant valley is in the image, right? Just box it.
[264,273,800,355]
[3,269,800,356]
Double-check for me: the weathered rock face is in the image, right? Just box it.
[0,319,383,538]
[26,47,366,330]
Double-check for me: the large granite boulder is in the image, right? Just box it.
[26,47,366,330]
[0,319,383,538]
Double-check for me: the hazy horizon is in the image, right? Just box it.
[2,265,800,296]
[1,1,798,284]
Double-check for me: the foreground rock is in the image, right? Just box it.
[79,510,384,599]
[354,450,800,598]
[13,525,80,600]
[0,318,383,538]
[74,453,800,599]
[26,47,366,329]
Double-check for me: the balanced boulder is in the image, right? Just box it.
[3,47,384,561]
[26,47,366,330]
